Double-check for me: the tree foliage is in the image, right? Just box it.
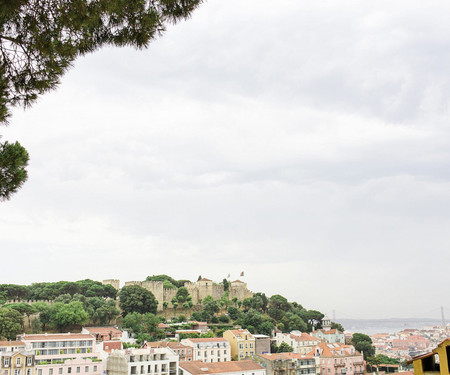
[0,140,29,200]
[0,0,204,124]
[0,307,23,339]
[119,285,158,316]
[277,342,294,353]
[352,332,375,359]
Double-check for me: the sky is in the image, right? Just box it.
[1,0,450,320]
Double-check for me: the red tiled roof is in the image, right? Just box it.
[83,327,122,335]
[179,360,263,375]
[290,333,321,342]
[228,329,253,338]
[21,333,94,341]
[185,338,228,343]
[0,341,25,347]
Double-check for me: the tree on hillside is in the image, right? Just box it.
[277,342,293,353]
[122,312,159,337]
[119,285,158,316]
[0,307,24,339]
[351,332,375,359]
[3,302,36,327]
[176,287,190,303]
[202,295,219,322]
[53,301,89,330]
[268,295,291,321]
[223,279,229,292]
[331,322,345,332]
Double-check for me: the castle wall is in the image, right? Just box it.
[103,279,120,290]
[110,278,253,314]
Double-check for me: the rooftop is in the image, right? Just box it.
[179,360,264,375]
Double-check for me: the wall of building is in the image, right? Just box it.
[108,279,253,313]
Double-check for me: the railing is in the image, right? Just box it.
[334,363,345,368]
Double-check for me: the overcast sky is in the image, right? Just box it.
[1,0,449,320]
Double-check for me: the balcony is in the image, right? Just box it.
[334,363,345,368]
[353,362,364,366]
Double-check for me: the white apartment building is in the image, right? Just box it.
[275,332,321,354]
[105,347,178,375]
[19,334,99,364]
[181,339,231,363]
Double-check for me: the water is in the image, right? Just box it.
[335,318,443,335]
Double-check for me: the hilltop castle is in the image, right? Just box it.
[102,278,253,312]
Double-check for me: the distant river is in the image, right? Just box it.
[336,318,443,335]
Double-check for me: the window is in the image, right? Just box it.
[26,358,32,367]
[49,370,53,375]
[239,344,243,349]
[85,367,89,373]
[77,368,80,373]
[26,371,31,375]
[5,359,10,367]
[14,370,20,375]
[59,369,63,375]
[93,366,97,372]
[4,371,8,375]
[68,368,72,374]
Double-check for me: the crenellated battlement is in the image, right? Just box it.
[104,277,253,312]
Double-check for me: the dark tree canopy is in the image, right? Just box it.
[0,0,204,123]
[0,140,29,200]
[0,0,203,201]
[119,285,158,316]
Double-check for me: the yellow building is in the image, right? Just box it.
[409,338,450,375]
[223,329,256,361]
[0,351,35,375]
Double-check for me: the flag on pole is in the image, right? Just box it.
[240,271,244,276]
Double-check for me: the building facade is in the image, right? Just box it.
[19,334,99,365]
[179,360,265,375]
[255,353,316,375]
[223,330,255,360]
[0,351,35,375]
[181,339,231,363]
[311,343,364,375]
[275,332,321,355]
[105,347,178,375]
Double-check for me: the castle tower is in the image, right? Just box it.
[322,316,331,330]
[103,279,120,290]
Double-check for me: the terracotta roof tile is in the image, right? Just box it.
[179,360,263,375]
[83,327,122,335]
[21,333,95,341]
[185,338,228,343]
